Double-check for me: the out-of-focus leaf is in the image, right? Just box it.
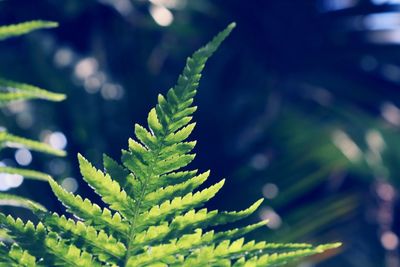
[0,20,58,40]
[0,79,65,105]
[0,193,46,211]
[0,131,66,157]
[0,167,50,181]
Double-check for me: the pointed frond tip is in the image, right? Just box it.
[0,23,341,266]
[0,166,51,181]
[0,20,58,41]
[0,79,66,104]
[0,131,66,157]
[319,242,342,250]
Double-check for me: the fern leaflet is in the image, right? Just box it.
[0,21,58,41]
[0,20,65,210]
[0,23,340,266]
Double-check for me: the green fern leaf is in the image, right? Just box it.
[0,167,50,181]
[0,20,66,212]
[142,170,209,209]
[0,23,340,266]
[78,154,134,217]
[0,214,46,257]
[134,179,225,231]
[154,170,199,190]
[0,20,58,40]
[0,131,66,157]
[38,211,126,264]
[0,79,65,105]
[233,243,342,267]
[129,200,262,251]
[0,243,38,267]
[103,154,139,194]
[126,223,266,266]
[0,19,65,192]
[44,233,102,267]
[48,179,129,239]
[0,214,102,266]
[0,193,46,211]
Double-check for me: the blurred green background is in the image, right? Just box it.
[1,0,400,266]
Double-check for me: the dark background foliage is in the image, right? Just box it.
[1,0,400,266]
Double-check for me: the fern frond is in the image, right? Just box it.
[142,170,209,209]
[44,233,102,267]
[129,200,262,250]
[134,179,225,231]
[154,170,199,190]
[38,211,126,264]
[167,198,263,231]
[0,131,66,156]
[48,179,129,239]
[0,214,46,257]
[0,23,340,266]
[128,222,269,266]
[233,243,342,267]
[103,154,139,194]
[0,79,65,105]
[0,21,58,40]
[0,243,38,267]
[0,193,46,211]
[0,214,102,266]
[0,20,66,215]
[78,154,134,218]
[0,167,50,181]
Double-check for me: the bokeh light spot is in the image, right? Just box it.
[54,47,74,67]
[15,148,32,166]
[61,177,79,193]
[101,83,124,100]
[381,231,399,250]
[150,4,174,26]
[250,154,269,170]
[259,208,282,229]
[74,57,98,80]
[262,183,279,199]
[0,173,24,191]
[49,132,67,150]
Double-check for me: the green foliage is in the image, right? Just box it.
[0,21,65,209]
[0,79,65,105]
[0,20,58,41]
[0,167,50,182]
[0,23,340,266]
[0,193,46,211]
[0,131,65,157]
